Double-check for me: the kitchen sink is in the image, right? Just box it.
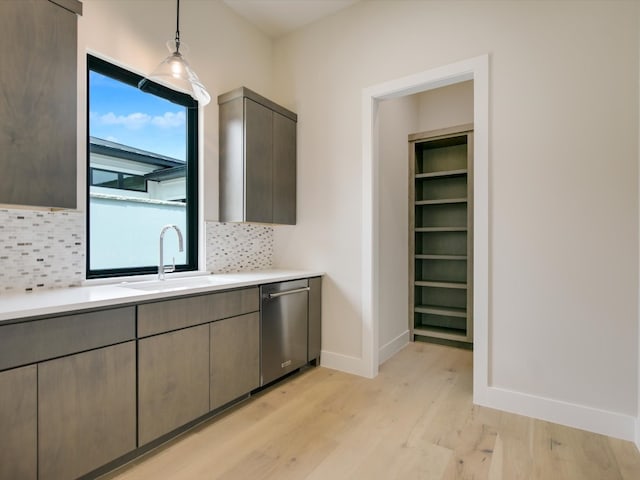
[121,275,229,293]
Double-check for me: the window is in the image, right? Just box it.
[87,55,198,278]
[90,168,147,192]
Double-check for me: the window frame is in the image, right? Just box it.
[86,54,199,279]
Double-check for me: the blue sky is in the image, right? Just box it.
[89,71,187,161]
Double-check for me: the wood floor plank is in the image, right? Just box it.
[102,343,640,480]
[609,437,640,480]
[489,412,535,478]
[487,433,504,480]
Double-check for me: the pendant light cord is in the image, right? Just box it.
[175,0,181,52]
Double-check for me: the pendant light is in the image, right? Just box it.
[138,0,210,106]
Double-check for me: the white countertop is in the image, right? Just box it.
[0,269,323,323]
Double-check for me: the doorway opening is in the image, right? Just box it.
[361,55,489,404]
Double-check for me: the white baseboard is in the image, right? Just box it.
[478,385,636,442]
[378,330,410,365]
[635,416,640,451]
[320,350,370,377]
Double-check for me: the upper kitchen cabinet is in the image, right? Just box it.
[218,87,297,225]
[0,0,82,209]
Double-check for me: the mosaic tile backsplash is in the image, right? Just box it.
[0,211,274,294]
[206,222,273,273]
[0,208,85,293]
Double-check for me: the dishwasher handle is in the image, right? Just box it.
[267,286,310,299]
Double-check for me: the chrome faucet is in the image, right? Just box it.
[158,225,184,280]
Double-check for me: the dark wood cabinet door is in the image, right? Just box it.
[38,342,136,480]
[272,112,297,225]
[138,324,210,445]
[244,98,273,223]
[0,0,78,208]
[210,312,260,410]
[0,365,37,480]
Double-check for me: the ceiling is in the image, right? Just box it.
[223,0,360,38]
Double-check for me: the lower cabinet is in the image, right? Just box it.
[210,312,260,410]
[38,342,136,480]
[138,324,210,445]
[0,279,319,478]
[0,365,37,480]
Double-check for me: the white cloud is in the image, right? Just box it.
[95,112,150,130]
[151,111,186,128]
[90,111,185,130]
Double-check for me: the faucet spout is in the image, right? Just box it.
[159,224,184,280]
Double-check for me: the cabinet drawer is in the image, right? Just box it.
[208,287,260,323]
[138,287,259,337]
[0,307,135,371]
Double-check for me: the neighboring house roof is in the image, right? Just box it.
[145,165,186,182]
[89,136,185,169]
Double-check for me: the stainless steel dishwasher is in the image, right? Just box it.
[260,279,309,386]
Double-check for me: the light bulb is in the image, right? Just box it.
[169,55,184,78]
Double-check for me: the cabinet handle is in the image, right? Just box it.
[267,287,310,299]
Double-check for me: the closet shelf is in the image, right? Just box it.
[415,169,467,179]
[414,305,466,318]
[413,326,467,340]
[415,281,467,289]
[415,227,467,233]
[415,198,467,206]
[415,254,467,260]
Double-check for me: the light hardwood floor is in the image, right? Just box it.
[104,342,640,479]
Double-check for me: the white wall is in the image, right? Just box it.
[272,0,639,433]
[377,95,417,363]
[416,81,474,133]
[79,0,274,221]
